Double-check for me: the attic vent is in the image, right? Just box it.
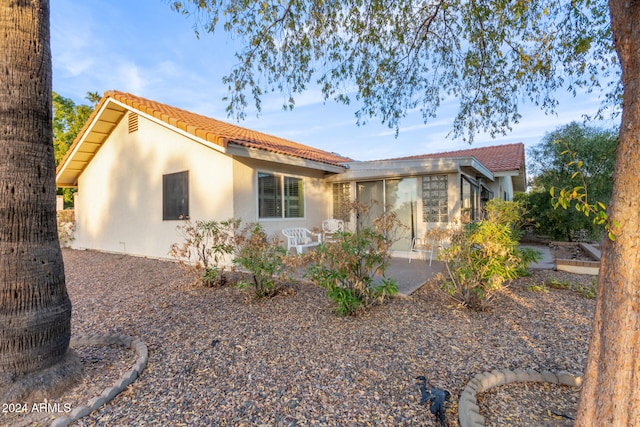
[128,112,139,133]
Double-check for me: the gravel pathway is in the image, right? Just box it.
[4,249,596,426]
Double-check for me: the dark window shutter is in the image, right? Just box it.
[163,171,189,220]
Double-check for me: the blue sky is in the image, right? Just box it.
[51,0,617,161]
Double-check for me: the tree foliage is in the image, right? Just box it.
[170,0,618,140]
[525,122,617,241]
[52,92,96,165]
[53,92,97,207]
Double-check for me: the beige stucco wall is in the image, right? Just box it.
[232,156,332,240]
[483,175,514,201]
[73,114,234,259]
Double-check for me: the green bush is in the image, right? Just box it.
[575,279,598,299]
[546,278,572,289]
[305,209,399,316]
[169,218,240,287]
[57,210,75,248]
[234,223,287,298]
[526,282,549,293]
[439,200,540,310]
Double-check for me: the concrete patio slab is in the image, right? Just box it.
[384,257,446,297]
[521,244,554,269]
[382,244,555,297]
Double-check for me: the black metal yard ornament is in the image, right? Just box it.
[416,376,451,427]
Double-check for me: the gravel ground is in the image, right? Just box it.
[4,249,596,427]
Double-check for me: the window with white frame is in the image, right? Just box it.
[258,172,304,219]
[422,175,449,222]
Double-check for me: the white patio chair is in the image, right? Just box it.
[409,237,435,265]
[282,227,322,254]
[321,219,344,243]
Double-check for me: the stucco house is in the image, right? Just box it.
[56,91,526,259]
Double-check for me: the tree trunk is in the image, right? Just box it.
[576,2,640,425]
[0,0,74,397]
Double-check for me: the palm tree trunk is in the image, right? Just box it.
[0,0,74,397]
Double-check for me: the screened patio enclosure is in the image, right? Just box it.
[326,155,499,257]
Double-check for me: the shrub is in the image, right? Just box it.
[439,200,540,310]
[576,279,598,299]
[234,223,288,298]
[546,278,572,289]
[57,210,75,248]
[526,282,549,293]
[169,218,240,287]
[305,208,400,316]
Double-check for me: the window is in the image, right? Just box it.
[480,186,494,219]
[422,175,448,222]
[163,171,189,220]
[461,176,479,222]
[332,182,351,222]
[284,176,304,218]
[258,172,282,218]
[258,172,304,219]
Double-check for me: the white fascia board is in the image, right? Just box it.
[493,170,519,177]
[226,143,346,173]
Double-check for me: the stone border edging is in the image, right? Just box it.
[458,369,582,427]
[50,334,148,427]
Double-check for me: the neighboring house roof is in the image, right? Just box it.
[388,143,525,173]
[387,143,527,192]
[56,91,352,187]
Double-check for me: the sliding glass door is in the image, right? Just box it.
[356,180,384,228]
[356,178,417,251]
[385,178,417,251]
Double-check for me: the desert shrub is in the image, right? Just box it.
[575,279,598,299]
[169,218,240,287]
[234,223,288,298]
[305,207,400,316]
[57,210,75,248]
[546,278,572,289]
[526,282,549,293]
[439,200,540,310]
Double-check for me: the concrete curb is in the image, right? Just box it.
[49,334,148,427]
[458,369,582,427]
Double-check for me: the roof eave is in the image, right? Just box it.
[325,157,494,182]
[55,98,127,188]
[226,143,347,173]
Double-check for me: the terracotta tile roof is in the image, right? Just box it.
[107,90,352,167]
[389,143,525,173]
